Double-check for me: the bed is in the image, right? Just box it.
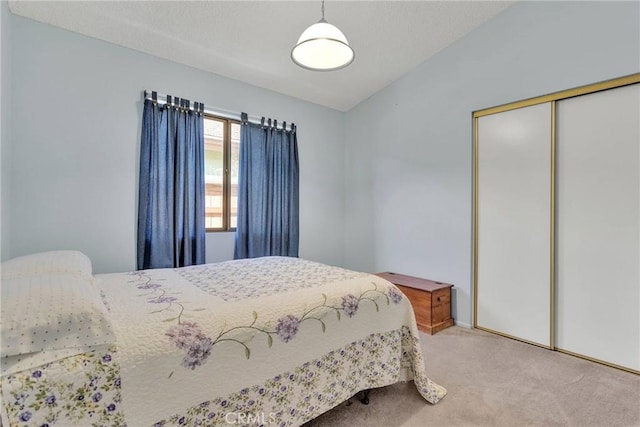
[1,251,446,426]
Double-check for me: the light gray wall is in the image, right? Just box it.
[1,1,11,261]
[7,14,345,273]
[343,1,640,327]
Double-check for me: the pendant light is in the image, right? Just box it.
[291,0,355,71]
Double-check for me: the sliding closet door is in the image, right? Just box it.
[556,84,640,371]
[476,102,552,348]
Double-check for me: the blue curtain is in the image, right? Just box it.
[234,119,299,259]
[137,98,206,269]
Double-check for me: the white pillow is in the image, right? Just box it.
[0,273,115,358]
[1,250,93,279]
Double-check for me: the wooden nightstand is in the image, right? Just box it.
[376,272,454,335]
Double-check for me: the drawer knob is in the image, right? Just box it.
[437,297,441,301]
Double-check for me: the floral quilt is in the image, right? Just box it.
[1,257,446,426]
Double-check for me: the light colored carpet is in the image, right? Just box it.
[308,326,640,427]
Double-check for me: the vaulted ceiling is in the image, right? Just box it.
[8,1,514,111]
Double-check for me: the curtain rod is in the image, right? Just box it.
[142,90,295,131]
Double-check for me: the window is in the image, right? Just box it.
[204,116,240,231]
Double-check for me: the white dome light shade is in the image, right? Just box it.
[291,21,355,71]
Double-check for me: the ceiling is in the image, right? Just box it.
[8,0,514,112]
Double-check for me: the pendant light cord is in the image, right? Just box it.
[321,0,326,22]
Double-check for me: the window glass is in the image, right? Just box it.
[203,116,240,231]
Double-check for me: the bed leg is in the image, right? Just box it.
[359,389,370,405]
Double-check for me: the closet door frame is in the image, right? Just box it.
[472,73,640,371]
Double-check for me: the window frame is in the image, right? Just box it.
[204,114,240,232]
